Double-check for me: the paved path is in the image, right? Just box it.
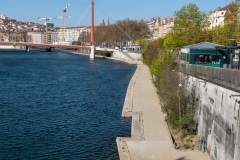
[117,64,210,160]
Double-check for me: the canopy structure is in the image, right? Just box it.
[179,42,238,68]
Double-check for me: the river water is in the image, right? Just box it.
[0,51,136,160]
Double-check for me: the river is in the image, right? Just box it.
[0,50,136,160]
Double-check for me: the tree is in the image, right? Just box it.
[163,31,186,49]
[90,18,150,48]
[78,31,90,46]
[171,3,208,47]
[142,40,161,65]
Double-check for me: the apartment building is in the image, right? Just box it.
[57,27,90,43]
[147,17,175,39]
[27,31,58,44]
[208,4,236,29]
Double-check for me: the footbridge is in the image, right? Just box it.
[0,42,91,53]
[0,42,142,61]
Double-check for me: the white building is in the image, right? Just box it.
[0,14,7,20]
[57,27,90,43]
[27,27,90,44]
[208,4,235,29]
[147,17,175,40]
[27,31,58,44]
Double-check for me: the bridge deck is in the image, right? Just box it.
[0,42,91,51]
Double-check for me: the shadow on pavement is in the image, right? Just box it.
[176,157,185,160]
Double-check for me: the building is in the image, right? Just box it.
[147,17,175,40]
[57,27,90,44]
[178,41,240,69]
[208,4,236,29]
[27,31,58,44]
[0,14,8,20]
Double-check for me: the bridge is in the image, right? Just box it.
[0,42,91,53]
[0,42,142,62]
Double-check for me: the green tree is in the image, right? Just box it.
[170,3,208,47]
[90,18,150,48]
[142,40,160,65]
[78,31,90,45]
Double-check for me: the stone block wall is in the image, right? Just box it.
[177,63,240,160]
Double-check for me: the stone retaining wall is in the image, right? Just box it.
[177,63,240,160]
[177,63,240,92]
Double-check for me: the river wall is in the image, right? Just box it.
[177,63,240,160]
[112,50,142,61]
[0,46,21,49]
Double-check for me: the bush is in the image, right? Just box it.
[178,115,196,135]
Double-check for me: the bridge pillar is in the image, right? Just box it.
[90,0,95,60]
[45,47,54,52]
[26,46,30,52]
[90,45,95,59]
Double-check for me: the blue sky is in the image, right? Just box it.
[0,0,234,28]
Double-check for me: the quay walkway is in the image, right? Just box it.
[116,63,210,160]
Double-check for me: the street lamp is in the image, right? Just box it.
[178,83,182,121]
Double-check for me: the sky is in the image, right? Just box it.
[0,0,234,28]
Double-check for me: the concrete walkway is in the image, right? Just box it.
[116,64,210,160]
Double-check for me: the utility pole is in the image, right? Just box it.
[90,0,95,59]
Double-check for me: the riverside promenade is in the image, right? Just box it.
[116,64,210,160]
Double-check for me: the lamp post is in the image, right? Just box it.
[178,83,182,122]
[172,69,183,122]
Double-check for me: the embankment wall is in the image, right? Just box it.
[177,63,240,160]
